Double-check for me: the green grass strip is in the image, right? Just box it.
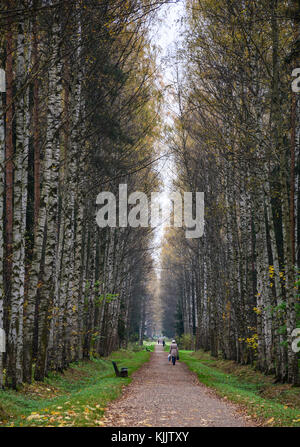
[179,349,300,427]
[0,347,151,427]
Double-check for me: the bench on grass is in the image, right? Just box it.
[112,361,128,377]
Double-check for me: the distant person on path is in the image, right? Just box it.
[162,340,165,347]
[169,339,179,366]
[157,339,159,344]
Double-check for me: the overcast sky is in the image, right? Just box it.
[149,1,186,271]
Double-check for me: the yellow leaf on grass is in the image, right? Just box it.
[95,420,104,426]
[27,414,42,421]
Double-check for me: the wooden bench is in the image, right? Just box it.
[112,361,128,377]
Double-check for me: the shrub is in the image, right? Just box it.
[178,333,194,350]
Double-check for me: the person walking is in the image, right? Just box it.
[169,339,179,366]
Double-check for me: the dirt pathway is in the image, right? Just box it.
[103,345,255,427]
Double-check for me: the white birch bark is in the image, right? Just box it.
[34,19,62,380]
[66,48,83,362]
[7,19,31,387]
[0,73,5,388]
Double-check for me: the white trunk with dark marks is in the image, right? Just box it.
[7,20,31,387]
[34,19,62,381]
[0,72,5,388]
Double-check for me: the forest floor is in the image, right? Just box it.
[179,349,300,427]
[0,348,151,427]
[102,344,255,426]
[0,344,299,427]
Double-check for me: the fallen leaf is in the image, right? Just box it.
[27,414,42,421]
[266,417,274,425]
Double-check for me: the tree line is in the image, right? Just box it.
[0,0,165,389]
[161,0,300,385]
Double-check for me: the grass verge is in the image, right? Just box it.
[179,349,300,427]
[0,347,152,427]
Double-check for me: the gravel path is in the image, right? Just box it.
[103,345,255,427]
